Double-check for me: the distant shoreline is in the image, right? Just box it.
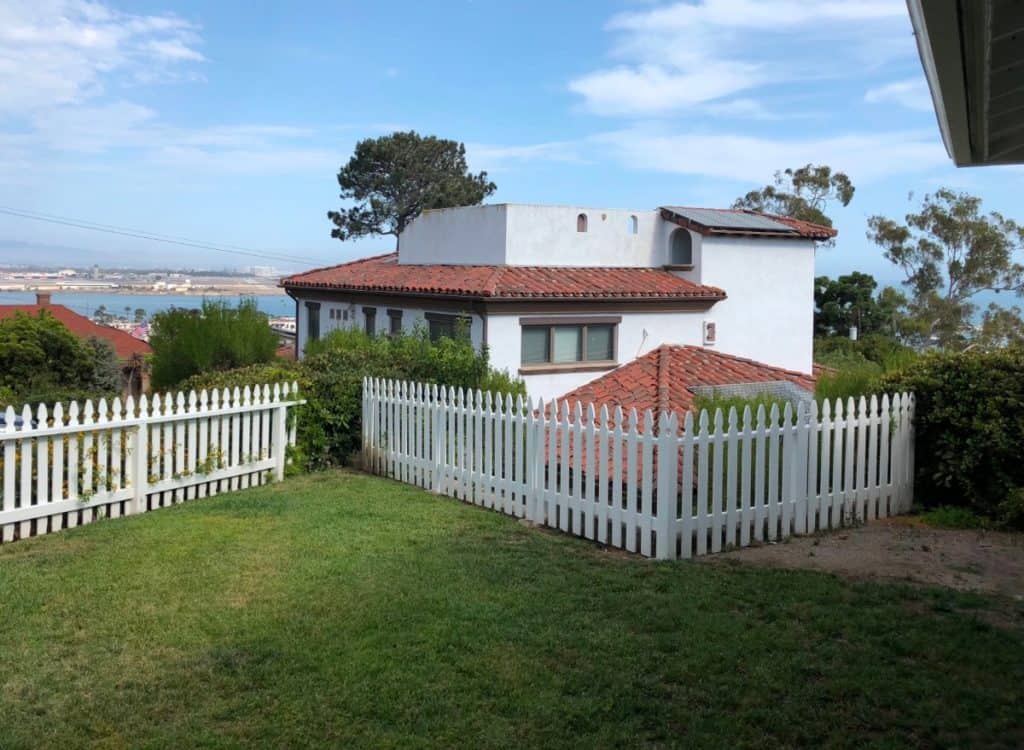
[0,286,286,297]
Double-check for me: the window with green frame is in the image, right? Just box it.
[520,319,617,366]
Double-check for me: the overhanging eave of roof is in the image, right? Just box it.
[908,0,1024,166]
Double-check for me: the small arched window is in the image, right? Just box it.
[576,213,588,233]
[629,215,638,234]
[670,228,693,266]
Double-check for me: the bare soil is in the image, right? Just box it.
[710,517,1024,600]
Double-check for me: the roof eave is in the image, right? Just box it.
[280,282,725,304]
[907,0,974,166]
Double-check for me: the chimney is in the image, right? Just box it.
[36,292,51,307]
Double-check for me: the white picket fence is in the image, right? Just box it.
[362,378,915,559]
[0,382,301,544]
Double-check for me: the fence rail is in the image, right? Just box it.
[362,378,915,559]
[1,382,301,544]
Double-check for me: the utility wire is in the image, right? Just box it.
[0,205,326,266]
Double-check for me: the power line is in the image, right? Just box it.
[0,205,327,266]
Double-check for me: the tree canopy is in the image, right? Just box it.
[327,131,496,244]
[814,272,906,338]
[867,189,1024,348]
[733,164,854,244]
[0,311,122,407]
[149,299,279,389]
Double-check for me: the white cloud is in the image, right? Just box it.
[570,0,912,117]
[467,141,585,170]
[0,0,204,114]
[864,77,933,112]
[589,126,948,183]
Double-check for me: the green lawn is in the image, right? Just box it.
[0,471,1021,749]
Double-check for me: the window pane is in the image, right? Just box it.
[586,325,614,361]
[552,326,582,363]
[521,327,549,364]
[429,318,453,342]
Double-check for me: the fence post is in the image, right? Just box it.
[273,384,288,481]
[655,412,678,560]
[132,394,149,515]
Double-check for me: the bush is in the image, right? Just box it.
[149,299,278,389]
[300,327,524,469]
[813,334,919,404]
[176,360,304,395]
[879,347,1024,527]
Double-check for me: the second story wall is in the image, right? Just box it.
[397,204,689,268]
[399,204,508,265]
[697,236,816,374]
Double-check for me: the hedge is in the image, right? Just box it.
[879,347,1024,528]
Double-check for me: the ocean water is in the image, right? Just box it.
[0,291,295,319]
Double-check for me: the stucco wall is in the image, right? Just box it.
[294,294,483,357]
[397,203,698,269]
[696,236,815,374]
[486,310,706,402]
[398,204,508,265]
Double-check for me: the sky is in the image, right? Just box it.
[1,0,1022,292]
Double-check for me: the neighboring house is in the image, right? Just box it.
[0,293,151,398]
[282,204,834,402]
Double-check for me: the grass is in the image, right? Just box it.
[0,471,1022,749]
[918,505,989,530]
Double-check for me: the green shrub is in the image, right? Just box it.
[177,360,304,395]
[0,311,122,409]
[149,299,278,389]
[691,391,790,420]
[879,347,1024,527]
[300,327,523,469]
[918,506,987,530]
[813,334,919,404]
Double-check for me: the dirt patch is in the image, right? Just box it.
[709,517,1024,599]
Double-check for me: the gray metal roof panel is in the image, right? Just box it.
[661,207,797,233]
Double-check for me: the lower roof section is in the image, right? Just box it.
[281,253,726,303]
[554,344,816,422]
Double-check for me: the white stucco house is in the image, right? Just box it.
[282,204,835,402]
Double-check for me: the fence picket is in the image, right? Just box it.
[738,407,752,547]
[710,409,724,553]
[695,410,709,556]
[679,411,695,558]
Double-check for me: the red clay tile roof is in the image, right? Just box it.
[0,304,152,360]
[281,253,726,301]
[555,344,816,423]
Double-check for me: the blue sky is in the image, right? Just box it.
[1,0,1022,292]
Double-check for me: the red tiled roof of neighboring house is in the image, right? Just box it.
[0,304,152,360]
[281,253,726,301]
[555,344,816,424]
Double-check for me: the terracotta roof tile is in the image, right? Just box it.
[0,305,152,360]
[281,253,726,301]
[556,344,816,426]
